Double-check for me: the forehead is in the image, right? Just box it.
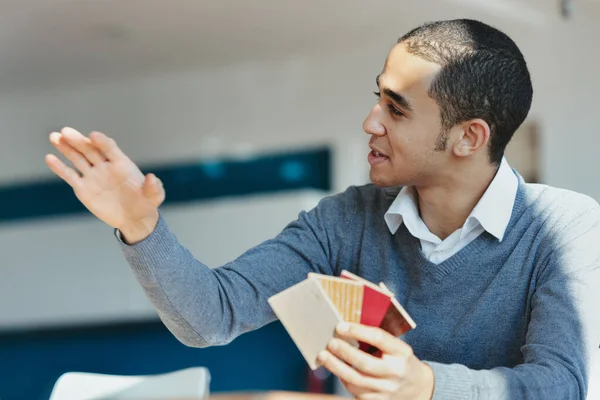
[378,43,441,103]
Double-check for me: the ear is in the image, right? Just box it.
[452,119,490,158]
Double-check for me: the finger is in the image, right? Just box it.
[328,338,389,377]
[340,379,371,398]
[336,323,413,357]
[60,127,107,165]
[317,350,393,393]
[144,173,162,190]
[45,154,83,189]
[50,132,92,174]
[143,173,165,205]
[89,130,125,161]
[355,394,382,400]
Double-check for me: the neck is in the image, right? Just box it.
[415,161,499,240]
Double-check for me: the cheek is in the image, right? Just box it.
[388,128,419,158]
[389,120,438,157]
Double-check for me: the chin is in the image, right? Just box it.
[369,171,401,188]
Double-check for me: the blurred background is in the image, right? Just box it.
[0,0,598,398]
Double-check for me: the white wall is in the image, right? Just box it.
[0,0,599,330]
[0,190,325,329]
[0,47,373,192]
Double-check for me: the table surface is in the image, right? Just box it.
[134,391,347,399]
[210,392,346,400]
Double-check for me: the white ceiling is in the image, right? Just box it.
[0,0,595,93]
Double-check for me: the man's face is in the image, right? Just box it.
[363,43,451,188]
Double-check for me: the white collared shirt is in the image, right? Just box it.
[384,157,518,264]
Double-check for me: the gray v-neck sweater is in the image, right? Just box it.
[117,178,600,399]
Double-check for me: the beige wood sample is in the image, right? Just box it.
[267,279,342,370]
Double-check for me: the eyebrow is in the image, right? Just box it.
[376,75,414,113]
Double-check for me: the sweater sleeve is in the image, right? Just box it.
[424,204,600,399]
[115,188,357,348]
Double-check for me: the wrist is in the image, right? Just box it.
[119,211,159,244]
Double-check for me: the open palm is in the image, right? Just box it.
[45,127,164,232]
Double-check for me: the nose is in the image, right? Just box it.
[363,104,386,136]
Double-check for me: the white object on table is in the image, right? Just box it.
[49,366,210,400]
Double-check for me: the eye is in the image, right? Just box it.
[388,104,404,118]
[374,91,404,118]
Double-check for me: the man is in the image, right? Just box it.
[45,19,599,399]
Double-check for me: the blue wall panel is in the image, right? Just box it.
[0,320,309,400]
[0,148,331,223]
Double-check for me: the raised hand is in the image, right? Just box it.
[45,127,164,243]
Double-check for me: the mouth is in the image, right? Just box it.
[368,149,390,165]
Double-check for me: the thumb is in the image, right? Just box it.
[143,173,165,206]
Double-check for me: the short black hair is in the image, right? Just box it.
[398,19,533,164]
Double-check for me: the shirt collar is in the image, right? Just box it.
[384,186,441,241]
[384,157,518,241]
[466,157,518,241]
